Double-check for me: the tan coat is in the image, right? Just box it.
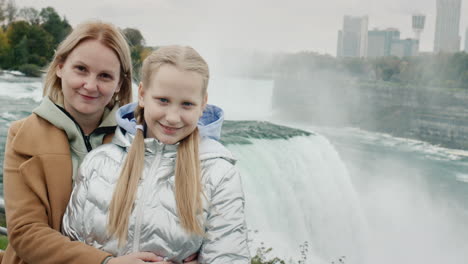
[1,114,113,264]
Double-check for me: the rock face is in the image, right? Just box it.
[273,73,468,150]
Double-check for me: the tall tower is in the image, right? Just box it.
[434,0,462,53]
[337,15,368,57]
[412,14,426,40]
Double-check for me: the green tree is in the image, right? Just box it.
[4,0,16,25]
[18,7,40,25]
[27,24,53,64]
[6,20,27,45]
[123,27,145,47]
[40,7,71,47]
[13,35,28,65]
[0,28,10,67]
[123,27,147,81]
[342,57,368,77]
[0,0,6,26]
[6,20,53,68]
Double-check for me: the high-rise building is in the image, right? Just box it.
[465,28,468,52]
[434,0,462,53]
[337,30,343,57]
[368,28,400,57]
[390,39,420,58]
[337,15,368,57]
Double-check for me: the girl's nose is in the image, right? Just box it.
[165,107,181,124]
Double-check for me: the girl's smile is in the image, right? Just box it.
[138,64,207,145]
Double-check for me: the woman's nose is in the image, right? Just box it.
[83,76,98,92]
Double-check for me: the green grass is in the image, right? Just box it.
[0,235,7,250]
[0,213,7,250]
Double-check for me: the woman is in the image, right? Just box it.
[1,21,172,264]
[62,46,250,263]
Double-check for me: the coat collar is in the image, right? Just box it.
[11,114,70,157]
[11,113,114,157]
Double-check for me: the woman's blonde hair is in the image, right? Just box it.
[107,45,209,246]
[43,20,133,107]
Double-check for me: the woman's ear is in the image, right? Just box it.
[56,64,63,78]
[115,76,122,93]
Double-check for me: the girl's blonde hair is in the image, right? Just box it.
[107,45,209,246]
[43,20,133,107]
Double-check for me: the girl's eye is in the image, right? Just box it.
[158,98,169,103]
[182,102,194,107]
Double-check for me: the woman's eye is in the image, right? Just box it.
[100,73,113,80]
[75,65,86,72]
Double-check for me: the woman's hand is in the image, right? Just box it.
[183,252,198,263]
[108,252,165,263]
[108,251,199,264]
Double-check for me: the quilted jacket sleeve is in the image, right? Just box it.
[199,162,250,264]
[62,154,93,242]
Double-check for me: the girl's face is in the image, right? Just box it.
[56,39,121,123]
[138,64,207,145]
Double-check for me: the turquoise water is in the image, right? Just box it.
[1,75,468,263]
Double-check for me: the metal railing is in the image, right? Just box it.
[0,198,7,236]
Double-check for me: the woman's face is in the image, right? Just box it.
[56,39,121,123]
[138,64,207,145]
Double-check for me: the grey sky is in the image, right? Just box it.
[14,0,468,55]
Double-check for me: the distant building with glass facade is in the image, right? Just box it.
[434,0,462,53]
[390,39,420,58]
[337,15,368,58]
[368,28,400,57]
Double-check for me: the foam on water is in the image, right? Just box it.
[298,125,467,162]
[456,173,468,183]
[0,79,43,102]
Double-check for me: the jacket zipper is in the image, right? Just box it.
[84,135,92,152]
[55,104,115,152]
[132,146,164,252]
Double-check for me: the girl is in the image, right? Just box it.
[2,21,165,264]
[62,45,250,263]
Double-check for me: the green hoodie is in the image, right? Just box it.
[33,96,119,180]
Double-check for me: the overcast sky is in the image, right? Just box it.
[14,0,468,56]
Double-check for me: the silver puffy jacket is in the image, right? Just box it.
[62,105,250,264]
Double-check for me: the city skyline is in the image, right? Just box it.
[13,0,468,56]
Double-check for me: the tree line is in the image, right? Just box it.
[0,0,150,79]
[273,51,468,89]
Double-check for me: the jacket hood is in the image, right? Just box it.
[114,102,233,162]
[33,96,118,180]
[116,102,224,140]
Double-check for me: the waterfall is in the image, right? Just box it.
[225,128,367,264]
